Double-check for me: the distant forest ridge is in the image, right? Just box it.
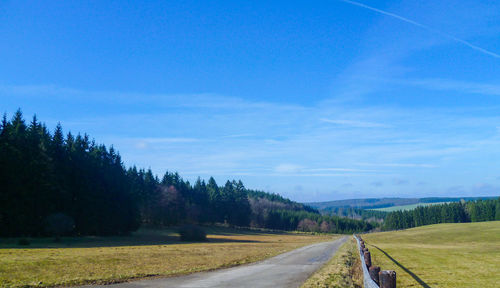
[383,198,500,230]
[0,110,374,237]
[307,196,499,211]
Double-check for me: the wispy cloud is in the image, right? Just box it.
[267,173,375,177]
[446,183,500,197]
[339,0,500,58]
[294,185,303,192]
[135,137,200,143]
[0,84,305,111]
[358,163,437,168]
[133,137,200,149]
[394,78,500,96]
[0,84,81,96]
[2,1,500,202]
[321,118,389,128]
[447,185,466,194]
[393,178,410,185]
[4,83,500,200]
[221,133,255,138]
[306,168,377,173]
[274,164,303,173]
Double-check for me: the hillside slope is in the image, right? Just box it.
[307,196,498,211]
[362,221,500,287]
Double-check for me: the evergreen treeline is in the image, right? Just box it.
[0,110,373,237]
[322,206,387,222]
[384,198,500,230]
[260,209,375,233]
[0,110,140,236]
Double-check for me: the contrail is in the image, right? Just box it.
[340,0,500,58]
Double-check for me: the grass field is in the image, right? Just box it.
[369,202,448,212]
[0,227,335,288]
[362,221,500,287]
[301,237,362,288]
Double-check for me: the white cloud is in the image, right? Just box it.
[274,164,303,173]
[320,118,389,128]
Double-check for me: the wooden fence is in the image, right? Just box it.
[354,235,396,288]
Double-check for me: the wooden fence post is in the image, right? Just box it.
[363,251,371,268]
[379,270,396,288]
[369,266,380,284]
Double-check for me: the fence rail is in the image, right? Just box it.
[354,235,397,288]
[354,235,380,288]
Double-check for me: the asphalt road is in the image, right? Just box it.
[85,236,348,288]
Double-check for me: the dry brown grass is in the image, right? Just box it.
[301,237,362,288]
[0,227,334,287]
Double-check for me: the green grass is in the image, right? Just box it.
[369,202,449,212]
[0,226,335,287]
[362,221,500,287]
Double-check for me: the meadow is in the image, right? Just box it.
[369,202,448,212]
[362,221,500,287]
[0,227,334,287]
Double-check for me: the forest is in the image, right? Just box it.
[321,206,387,222]
[383,198,500,230]
[0,110,373,237]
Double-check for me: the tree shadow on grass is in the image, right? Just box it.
[200,226,295,236]
[368,244,431,288]
[1,226,303,249]
[0,233,262,249]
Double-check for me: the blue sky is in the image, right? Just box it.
[1,0,500,201]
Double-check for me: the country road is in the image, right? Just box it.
[85,236,348,288]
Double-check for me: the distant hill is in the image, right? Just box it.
[306,196,498,211]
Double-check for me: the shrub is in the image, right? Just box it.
[17,238,30,246]
[178,225,207,242]
[297,218,319,232]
